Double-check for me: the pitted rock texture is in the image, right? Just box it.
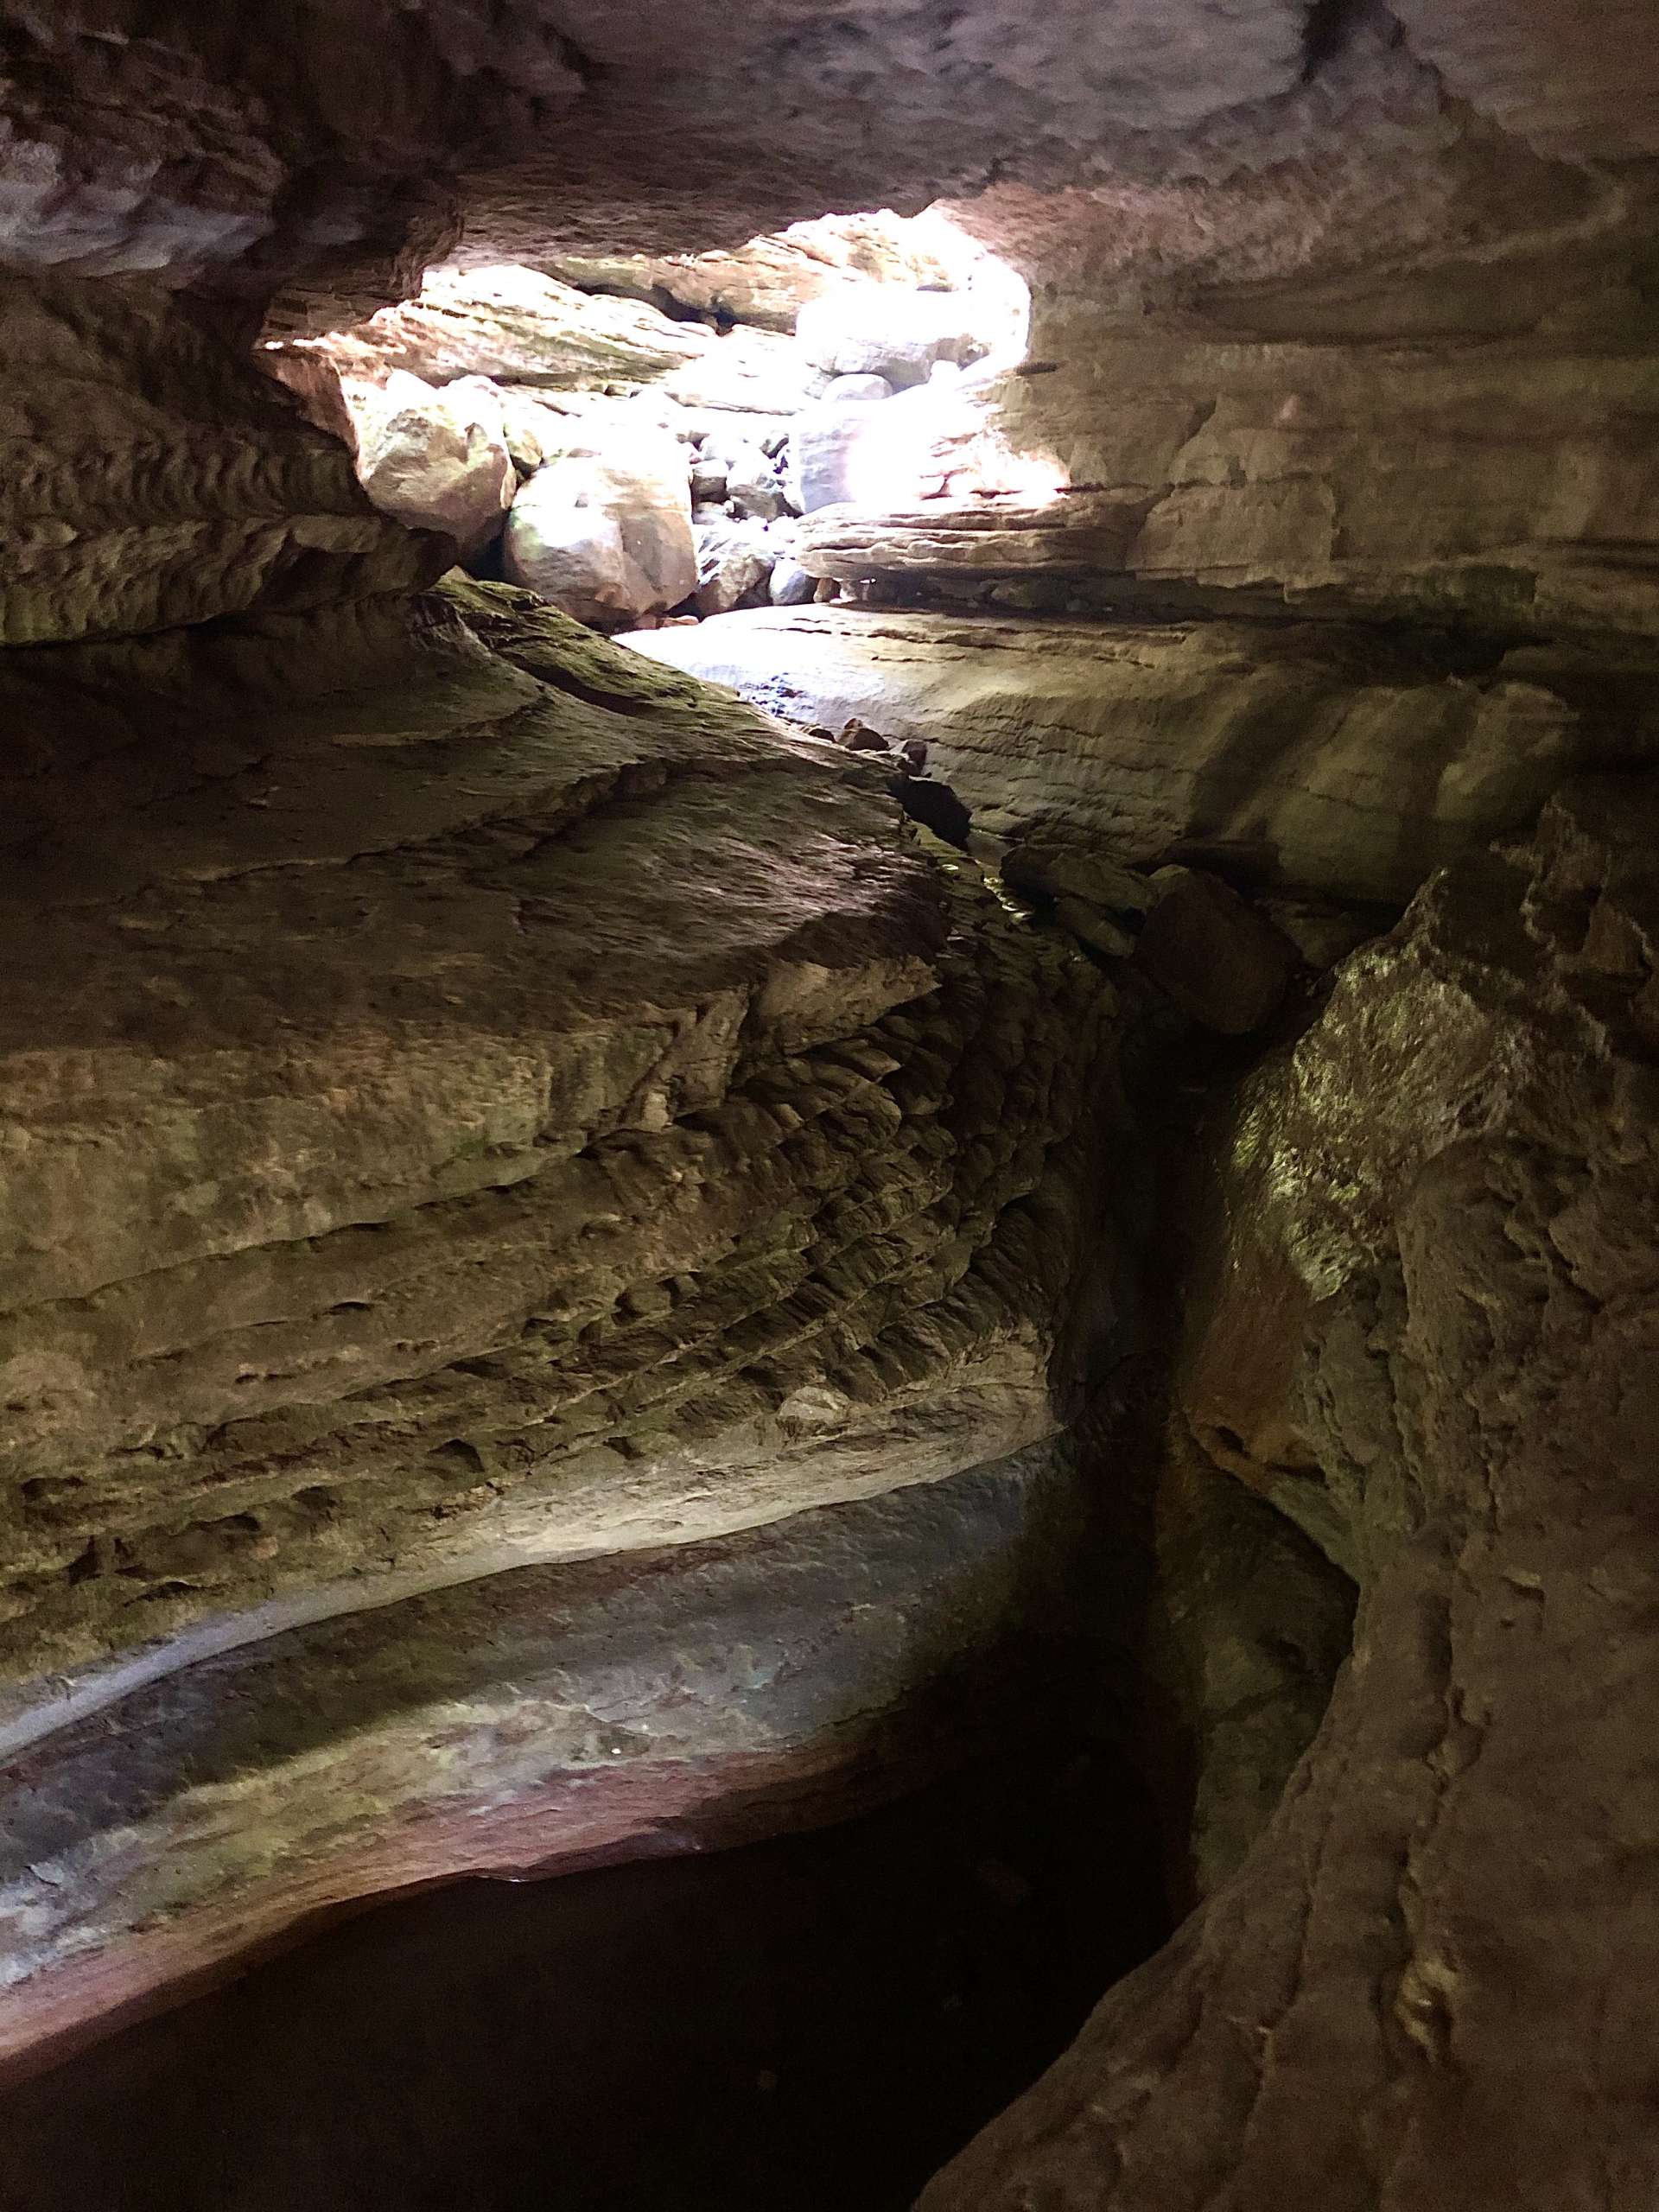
[626,607,1659,907]
[2,278,446,646]
[8,0,1653,328]
[0,1445,1083,2080]
[0,0,1303,308]
[1389,0,1659,159]
[0,582,1116,1777]
[923,778,1659,2209]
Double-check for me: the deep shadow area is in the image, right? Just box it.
[0,1737,1169,2212]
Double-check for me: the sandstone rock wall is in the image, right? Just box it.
[5,0,1659,2196]
[924,782,1659,2209]
[1,279,447,646]
[630,607,1659,908]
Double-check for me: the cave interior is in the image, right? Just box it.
[3,4,1659,2208]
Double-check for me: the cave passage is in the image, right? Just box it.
[5,8,1659,2206]
[0,1731,1168,2212]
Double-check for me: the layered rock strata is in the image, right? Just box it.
[629,607,1659,907]
[0,1445,1086,2081]
[0,578,1115,1728]
[3,277,446,648]
[0,569,1121,2073]
[6,1,1659,2197]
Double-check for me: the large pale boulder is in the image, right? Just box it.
[791,399,886,512]
[692,513,774,614]
[791,377,996,512]
[503,431,696,623]
[350,371,517,557]
[796,289,993,389]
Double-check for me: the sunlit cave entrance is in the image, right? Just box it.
[264,205,1053,632]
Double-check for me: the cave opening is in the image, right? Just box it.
[264,206,1046,632]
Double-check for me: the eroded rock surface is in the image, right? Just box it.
[3,278,446,647]
[0,581,1115,1746]
[925,779,1659,2209]
[6,0,1659,2194]
[0,1444,1086,2079]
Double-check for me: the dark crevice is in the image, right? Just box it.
[555,273,751,334]
[1299,0,1372,81]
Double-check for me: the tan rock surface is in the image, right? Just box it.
[6,1,1659,2189]
[0,582,1115,1777]
[628,607,1659,906]
[2,278,446,646]
[0,1445,1081,2080]
[924,778,1659,2209]
[545,210,973,333]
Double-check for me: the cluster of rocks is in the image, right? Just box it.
[341,282,1002,631]
[1001,838,1300,1036]
[817,716,974,848]
[804,711,1302,1033]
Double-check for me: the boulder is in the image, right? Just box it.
[1052,896,1136,961]
[503,430,696,625]
[689,454,728,505]
[1002,839,1153,918]
[693,514,773,615]
[795,289,991,389]
[487,385,587,476]
[723,442,793,520]
[823,372,895,404]
[770,556,817,606]
[789,377,989,512]
[350,370,517,558]
[1131,867,1298,1034]
[790,399,887,512]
